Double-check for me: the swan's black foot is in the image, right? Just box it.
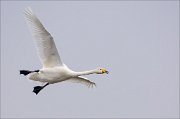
[33,83,49,95]
[33,86,44,95]
[20,70,32,75]
[20,70,39,76]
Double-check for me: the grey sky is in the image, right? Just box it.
[1,1,179,118]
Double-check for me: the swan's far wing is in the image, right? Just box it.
[68,76,96,88]
[24,7,63,68]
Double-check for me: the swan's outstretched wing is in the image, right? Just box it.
[24,7,62,68]
[68,76,96,88]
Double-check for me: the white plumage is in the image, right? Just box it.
[24,8,62,68]
[21,7,108,94]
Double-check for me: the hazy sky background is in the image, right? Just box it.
[1,1,179,118]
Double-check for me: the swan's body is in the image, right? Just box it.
[21,7,108,94]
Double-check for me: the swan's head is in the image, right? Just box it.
[96,68,109,74]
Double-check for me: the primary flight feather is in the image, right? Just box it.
[20,7,109,95]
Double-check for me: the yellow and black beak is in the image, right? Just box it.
[102,69,109,74]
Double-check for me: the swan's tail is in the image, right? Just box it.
[20,70,39,76]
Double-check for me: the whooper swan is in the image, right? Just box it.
[20,7,109,95]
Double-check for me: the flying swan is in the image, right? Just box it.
[20,7,109,95]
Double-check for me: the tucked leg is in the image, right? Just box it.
[20,70,39,76]
[33,83,49,95]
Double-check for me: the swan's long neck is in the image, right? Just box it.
[73,69,97,77]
